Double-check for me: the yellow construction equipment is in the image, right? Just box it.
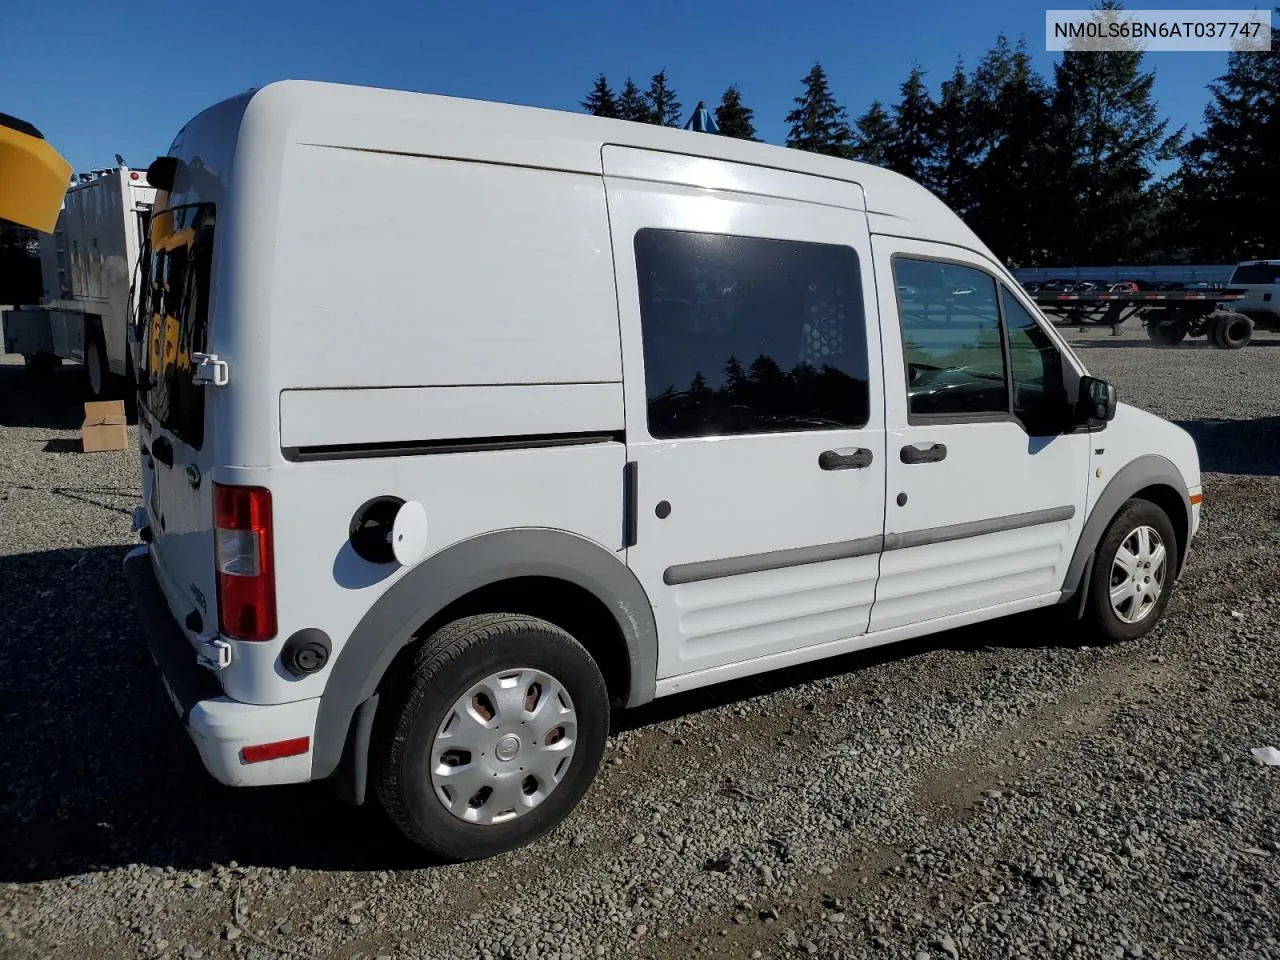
[0,112,72,232]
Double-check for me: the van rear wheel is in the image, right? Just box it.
[1085,499,1178,642]
[373,613,609,861]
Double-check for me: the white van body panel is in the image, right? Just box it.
[869,235,1092,630]
[212,441,627,704]
[277,383,623,450]
[271,149,623,389]
[1084,403,1203,537]
[602,149,887,679]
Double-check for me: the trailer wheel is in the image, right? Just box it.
[1211,311,1253,350]
[1146,319,1187,346]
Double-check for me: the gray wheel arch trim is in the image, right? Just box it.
[1061,453,1192,604]
[312,527,657,781]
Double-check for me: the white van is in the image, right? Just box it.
[123,80,1203,861]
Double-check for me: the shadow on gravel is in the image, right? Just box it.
[0,545,420,884]
[0,545,1083,883]
[616,607,1076,734]
[1174,416,1280,476]
[0,359,138,429]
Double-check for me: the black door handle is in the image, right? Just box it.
[819,447,874,471]
[151,435,174,467]
[900,442,947,464]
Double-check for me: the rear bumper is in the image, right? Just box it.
[122,545,319,787]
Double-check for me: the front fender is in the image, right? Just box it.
[1061,454,1193,607]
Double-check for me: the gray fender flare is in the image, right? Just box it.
[312,527,658,781]
[1060,454,1192,606]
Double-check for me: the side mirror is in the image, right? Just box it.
[1077,375,1117,424]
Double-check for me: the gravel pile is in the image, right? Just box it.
[1,330,1277,960]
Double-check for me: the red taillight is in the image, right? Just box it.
[240,736,309,764]
[213,483,277,641]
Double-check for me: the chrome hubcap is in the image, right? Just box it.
[1109,524,1168,624]
[430,668,577,824]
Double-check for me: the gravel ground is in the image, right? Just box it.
[1,325,1278,960]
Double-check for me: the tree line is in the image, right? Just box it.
[581,8,1279,268]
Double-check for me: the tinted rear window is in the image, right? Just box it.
[138,203,215,450]
[1230,263,1280,285]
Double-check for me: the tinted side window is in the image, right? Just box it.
[1001,286,1070,434]
[1230,263,1280,284]
[894,258,1008,418]
[634,229,870,440]
[140,203,215,450]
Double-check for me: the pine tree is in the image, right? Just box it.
[581,74,619,119]
[617,78,650,123]
[785,63,854,157]
[714,85,759,140]
[885,65,935,183]
[850,101,893,166]
[1175,12,1280,261]
[964,35,1056,265]
[644,70,683,126]
[1046,0,1179,263]
[926,59,979,213]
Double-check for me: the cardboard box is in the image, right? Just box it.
[81,400,127,452]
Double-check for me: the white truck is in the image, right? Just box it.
[1225,259,1280,330]
[1,163,155,399]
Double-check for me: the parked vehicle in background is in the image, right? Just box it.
[1225,259,1280,328]
[1,163,155,399]
[122,79,1205,862]
[1030,285,1255,348]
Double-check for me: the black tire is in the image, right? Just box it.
[1212,312,1253,350]
[1085,498,1179,643]
[1146,320,1187,346]
[373,613,609,862]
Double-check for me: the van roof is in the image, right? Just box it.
[177,79,995,261]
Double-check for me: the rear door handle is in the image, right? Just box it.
[819,447,874,471]
[900,442,947,464]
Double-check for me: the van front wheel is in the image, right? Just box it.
[373,613,609,861]
[1085,499,1178,642]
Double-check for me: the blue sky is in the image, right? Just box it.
[3,0,1270,174]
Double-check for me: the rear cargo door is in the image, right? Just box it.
[137,203,220,638]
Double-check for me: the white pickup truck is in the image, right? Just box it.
[1226,260,1280,329]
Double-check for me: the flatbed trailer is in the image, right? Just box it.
[1028,289,1260,349]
